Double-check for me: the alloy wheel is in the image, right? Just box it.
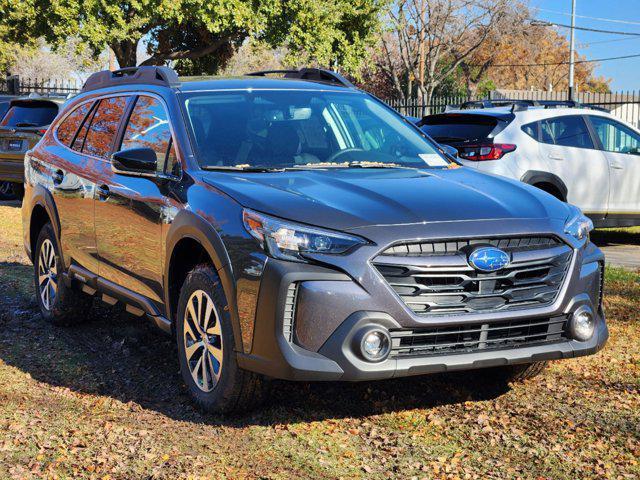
[38,239,58,310]
[183,290,224,392]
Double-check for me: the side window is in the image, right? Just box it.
[589,115,640,155]
[120,96,174,173]
[83,96,128,159]
[521,122,538,140]
[539,116,594,149]
[57,102,93,146]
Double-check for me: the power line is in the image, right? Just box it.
[531,19,640,36]
[579,36,640,47]
[481,53,640,68]
[535,7,640,26]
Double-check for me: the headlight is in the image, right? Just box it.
[243,209,367,262]
[564,207,594,241]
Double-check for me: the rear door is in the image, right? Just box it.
[94,94,178,306]
[587,115,640,219]
[46,99,100,272]
[534,114,609,215]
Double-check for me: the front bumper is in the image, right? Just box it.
[237,237,608,381]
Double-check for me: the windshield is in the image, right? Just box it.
[181,90,448,170]
[0,101,59,128]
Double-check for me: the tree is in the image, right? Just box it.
[461,24,612,93]
[377,0,524,102]
[8,37,107,82]
[1,0,384,76]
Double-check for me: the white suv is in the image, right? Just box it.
[417,103,640,227]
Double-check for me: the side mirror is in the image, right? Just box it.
[112,147,157,174]
[439,143,458,159]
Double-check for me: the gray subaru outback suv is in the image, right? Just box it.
[22,67,607,413]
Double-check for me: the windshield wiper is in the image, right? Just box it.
[290,162,417,170]
[201,165,284,173]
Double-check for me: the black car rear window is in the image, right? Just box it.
[0,101,59,128]
[419,114,500,143]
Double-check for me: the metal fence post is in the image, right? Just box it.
[7,75,19,95]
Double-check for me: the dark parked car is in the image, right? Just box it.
[22,67,607,413]
[0,95,17,200]
[0,96,66,199]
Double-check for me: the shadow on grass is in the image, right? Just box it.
[0,269,512,428]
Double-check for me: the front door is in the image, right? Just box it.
[94,95,177,306]
[588,115,640,221]
[536,114,609,216]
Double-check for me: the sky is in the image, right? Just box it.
[531,0,640,91]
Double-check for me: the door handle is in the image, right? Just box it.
[52,170,64,185]
[97,184,110,201]
[548,154,564,161]
[610,161,624,170]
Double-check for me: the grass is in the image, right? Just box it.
[0,203,638,479]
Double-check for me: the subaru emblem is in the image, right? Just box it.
[468,247,510,272]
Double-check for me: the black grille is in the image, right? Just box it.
[382,236,562,256]
[390,316,568,357]
[374,236,572,315]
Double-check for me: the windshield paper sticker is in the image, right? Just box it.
[419,153,449,167]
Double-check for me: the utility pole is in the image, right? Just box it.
[568,0,576,100]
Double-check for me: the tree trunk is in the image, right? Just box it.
[110,40,138,68]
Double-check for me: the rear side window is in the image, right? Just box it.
[539,116,593,149]
[56,102,93,146]
[120,96,174,173]
[0,101,58,128]
[420,114,499,142]
[521,122,537,139]
[83,96,128,159]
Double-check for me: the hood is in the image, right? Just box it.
[201,167,570,231]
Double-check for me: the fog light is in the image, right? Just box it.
[360,329,391,362]
[570,308,595,341]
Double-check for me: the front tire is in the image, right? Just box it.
[176,264,266,414]
[34,222,92,325]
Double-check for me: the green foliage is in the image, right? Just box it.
[0,0,384,75]
[475,78,496,98]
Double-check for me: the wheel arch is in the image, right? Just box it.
[520,170,568,202]
[164,211,242,349]
[27,185,61,264]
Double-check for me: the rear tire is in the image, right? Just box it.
[176,264,266,414]
[34,222,92,325]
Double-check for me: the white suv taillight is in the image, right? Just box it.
[458,143,516,161]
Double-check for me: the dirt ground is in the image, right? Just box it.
[0,202,638,479]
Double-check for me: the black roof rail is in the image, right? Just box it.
[459,99,538,111]
[246,68,355,88]
[81,66,180,93]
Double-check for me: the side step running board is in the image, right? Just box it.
[63,264,172,335]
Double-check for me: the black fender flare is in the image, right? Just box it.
[520,170,568,201]
[163,210,243,349]
[27,184,62,264]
